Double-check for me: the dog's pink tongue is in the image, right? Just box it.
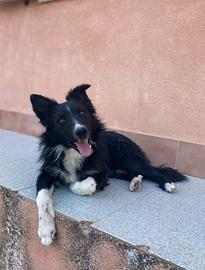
[75,140,93,157]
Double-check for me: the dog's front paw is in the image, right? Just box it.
[38,213,56,246]
[70,177,97,196]
[81,177,97,195]
[36,189,56,246]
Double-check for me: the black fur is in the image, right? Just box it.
[30,84,187,194]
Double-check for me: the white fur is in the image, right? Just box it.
[74,123,85,131]
[38,0,52,3]
[36,187,56,246]
[51,145,64,162]
[130,175,143,192]
[42,145,64,163]
[165,182,176,193]
[69,177,97,196]
[63,148,84,184]
[47,166,68,180]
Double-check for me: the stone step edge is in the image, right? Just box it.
[0,185,185,270]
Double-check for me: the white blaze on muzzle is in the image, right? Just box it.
[74,123,93,157]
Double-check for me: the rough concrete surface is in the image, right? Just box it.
[0,187,183,270]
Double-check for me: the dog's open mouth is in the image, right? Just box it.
[75,139,93,157]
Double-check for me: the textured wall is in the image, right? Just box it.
[0,0,205,144]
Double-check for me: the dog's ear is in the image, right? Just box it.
[66,84,91,101]
[30,94,57,127]
[66,84,95,114]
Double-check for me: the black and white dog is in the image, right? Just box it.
[30,84,186,246]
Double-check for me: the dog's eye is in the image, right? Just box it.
[79,110,85,115]
[58,117,65,124]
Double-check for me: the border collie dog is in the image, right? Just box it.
[30,84,187,246]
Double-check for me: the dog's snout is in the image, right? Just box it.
[74,126,88,140]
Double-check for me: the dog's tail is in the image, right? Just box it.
[156,165,187,182]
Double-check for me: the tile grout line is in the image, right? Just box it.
[174,141,180,169]
[90,181,197,226]
[91,190,155,225]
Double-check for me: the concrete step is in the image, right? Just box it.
[0,129,205,270]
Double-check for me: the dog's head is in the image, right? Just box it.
[30,84,97,157]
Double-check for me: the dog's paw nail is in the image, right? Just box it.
[51,230,57,239]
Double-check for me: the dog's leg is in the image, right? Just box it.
[36,174,56,246]
[120,157,180,193]
[69,177,97,196]
[36,186,56,246]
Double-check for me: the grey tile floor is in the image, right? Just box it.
[0,129,204,270]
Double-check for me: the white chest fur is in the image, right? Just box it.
[63,148,84,184]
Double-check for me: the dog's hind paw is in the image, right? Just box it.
[130,175,143,192]
[165,182,176,193]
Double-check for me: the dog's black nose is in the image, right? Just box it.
[75,126,88,139]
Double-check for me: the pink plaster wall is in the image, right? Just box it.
[0,0,205,144]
